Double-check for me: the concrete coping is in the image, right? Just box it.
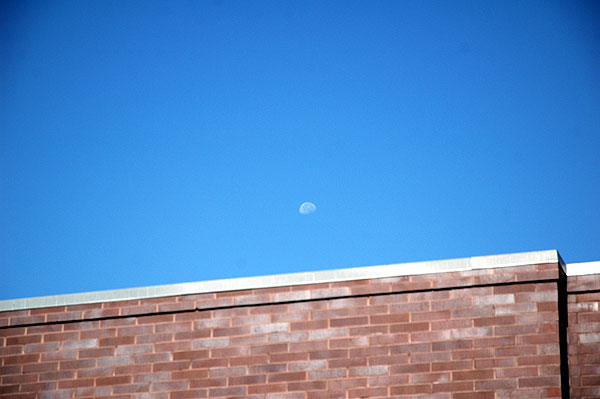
[1,250,566,312]
[0,249,570,312]
[567,261,600,276]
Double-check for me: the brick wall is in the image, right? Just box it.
[0,260,594,399]
[568,274,600,399]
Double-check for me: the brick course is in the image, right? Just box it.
[0,259,597,398]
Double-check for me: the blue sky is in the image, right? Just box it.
[1,1,599,300]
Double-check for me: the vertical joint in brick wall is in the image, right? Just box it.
[558,266,570,399]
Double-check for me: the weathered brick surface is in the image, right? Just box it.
[0,262,582,398]
[568,274,600,399]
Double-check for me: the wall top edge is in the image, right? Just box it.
[0,250,561,312]
[567,261,600,276]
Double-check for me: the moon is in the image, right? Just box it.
[299,201,317,215]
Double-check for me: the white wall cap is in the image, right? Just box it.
[0,250,560,312]
[567,261,600,276]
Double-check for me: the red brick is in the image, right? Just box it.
[24,341,61,353]
[64,320,100,330]
[348,387,387,398]
[267,372,307,383]
[452,369,494,381]
[451,348,494,360]
[475,357,516,369]
[473,315,516,327]
[77,347,115,358]
[390,363,431,374]
[328,378,368,390]
[391,342,431,354]
[453,392,494,399]
[475,379,518,390]
[250,343,287,355]
[494,324,538,336]
[390,384,431,395]
[410,330,451,342]
[307,390,346,399]
[0,384,20,394]
[288,380,327,390]
[247,383,287,394]
[225,374,265,386]
[59,359,96,370]
[370,313,409,324]
[151,380,189,391]
[135,353,171,364]
[329,297,368,308]
[209,366,247,378]
[6,335,42,345]
[156,321,192,333]
[495,345,536,357]
[98,336,135,347]
[517,355,560,366]
[518,376,560,387]
[289,340,326,353]
[348,365,388,377]
[2,373,38,384]
[0,327,26,337]
[0,346,23,356]
[193,337,230,349]
[432,360,473,371]
[46,312,83,322]
[311,287,350,299]
[30,306,67,315]
[103,299,139,307]
[349,325,389,336]
[230,354,269,366]
[96,375,132,385]
[170,389,208,399]
[211,346,249,357]
[309,369,346,379]
[137,314,174,324]
[327,358,365,369]
[115,364,152,375]
[113,383,151,394]
[10,315,46,325]
[58,378,94,388]
[351,283,391,295]
[290,320,328,331]
[309,349,348,360]
[390,321,429,333]
[411,310,452,322]
[288,300,328,310]
[330,316,368,327]
[39,370,76,381]
[311,308,350,320]
[411,372,451,384]
[431,318,472,330]
[172,350,209,360]
[153,358,190,372]
[208,386,246,397]
[432,339,473,351]
[138,333,174,343]
[432,381,474,392]
[269,332,308,344]
[453,306,495,318]
[249,304,288,314]
[22,361,59,373]
[473,336,514,348]
[3,353,40,364]
[212,326,250,337]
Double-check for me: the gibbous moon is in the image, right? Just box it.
[299,201,317,215]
